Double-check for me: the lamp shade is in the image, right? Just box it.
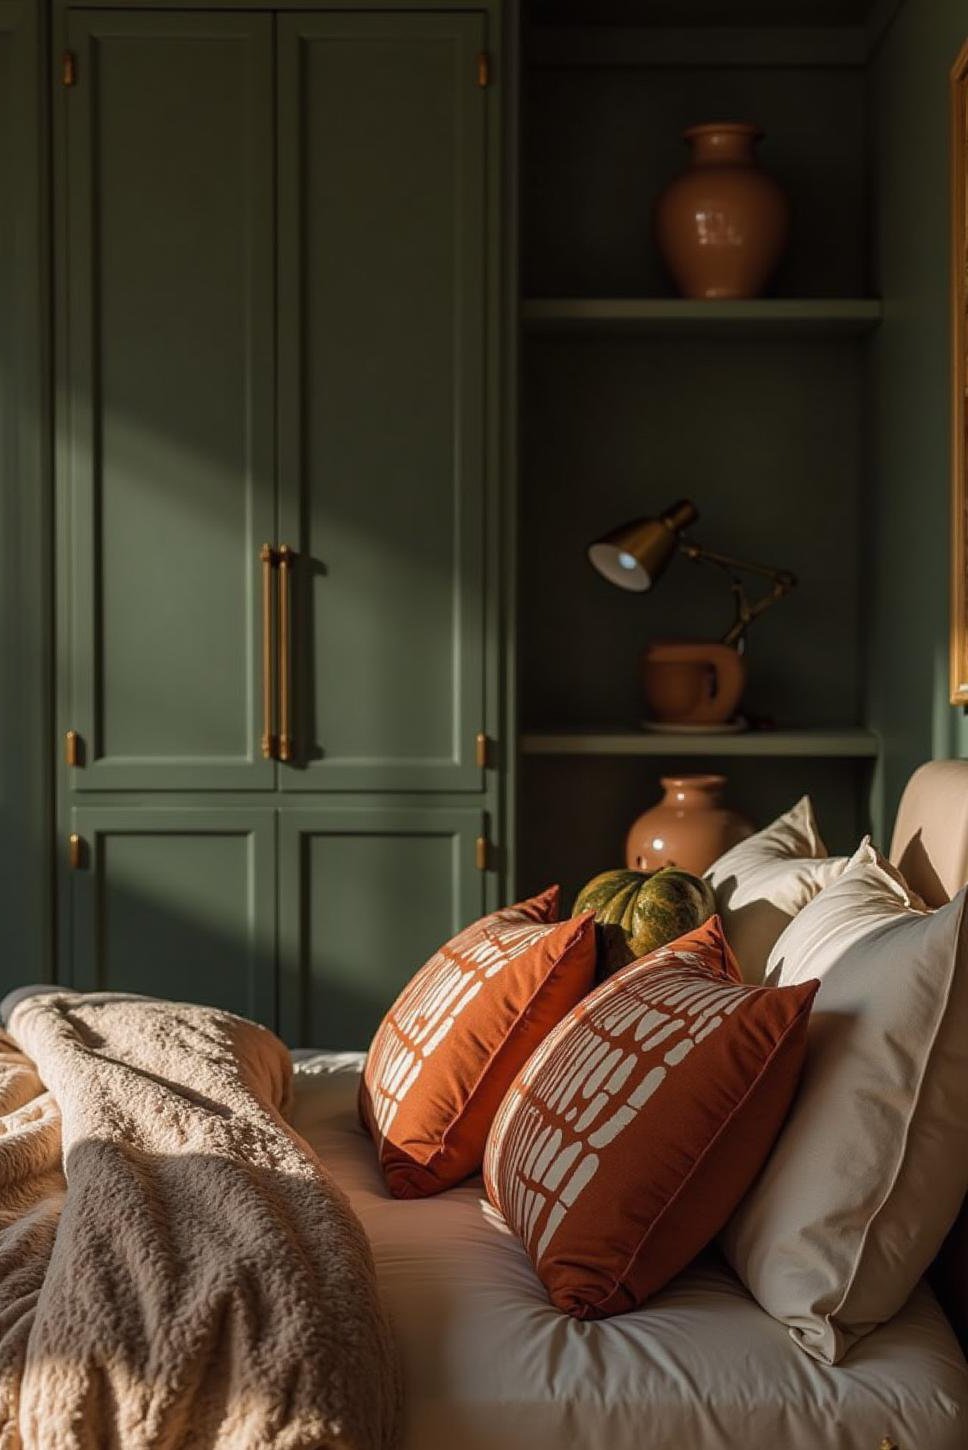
[587,499,699,592]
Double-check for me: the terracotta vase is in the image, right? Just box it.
[625,774,754,875]
[654,123,791,300]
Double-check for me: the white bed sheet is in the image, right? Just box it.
[290,1051,968,1450]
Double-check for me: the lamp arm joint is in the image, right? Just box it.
[681,541,797,590]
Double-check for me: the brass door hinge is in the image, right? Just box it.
[476,50,491,88]
[68,832,83,870]
[475,835,490,872]
[65,729,80,767]
[475,731,491,769]
[62,51,76,87]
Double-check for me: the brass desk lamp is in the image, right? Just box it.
[588,498,796,649]
[588,499,797,726]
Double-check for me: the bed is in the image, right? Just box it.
[288,759,968,1450]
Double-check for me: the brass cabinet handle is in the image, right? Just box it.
[260,544,276,760]
[277,545,295,762]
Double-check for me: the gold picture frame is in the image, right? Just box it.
[951,40,968,703]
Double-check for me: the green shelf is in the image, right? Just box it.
[520,729,880,758]
[521,298,883,335]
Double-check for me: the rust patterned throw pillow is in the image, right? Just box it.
[359,887,598,1198]
[483,917,818,1319]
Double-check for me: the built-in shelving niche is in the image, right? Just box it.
[516,0,885,901]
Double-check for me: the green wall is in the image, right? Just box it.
[0,1,50,990]
[868,0,968,839]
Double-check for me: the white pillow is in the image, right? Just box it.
[721,839,968,1364]
[704,797,850,982]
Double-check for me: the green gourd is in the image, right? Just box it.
[573,866,716,977]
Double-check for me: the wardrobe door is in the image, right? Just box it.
[278,806,486,1048]
[70,808,276,1024]
[62,12,275,791]
[277,12,487,792]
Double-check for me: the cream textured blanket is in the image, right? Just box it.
[0,991,400,1450]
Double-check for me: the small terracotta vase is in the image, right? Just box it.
[625,774,754,875]
[654,122,791,300]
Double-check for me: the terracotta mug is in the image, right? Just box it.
[641,640,746,726]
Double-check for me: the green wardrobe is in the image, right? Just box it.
[52,0,511,1045]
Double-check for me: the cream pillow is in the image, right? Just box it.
[721,839,968,1364]
[704,796,850,982]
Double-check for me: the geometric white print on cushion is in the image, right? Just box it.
[366,915,561,1144]
[485,944,745,1266]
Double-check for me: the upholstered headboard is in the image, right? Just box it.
[890,759,968,908]
[889,760,968,1349]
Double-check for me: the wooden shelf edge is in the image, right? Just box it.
[522,298,883,334]
[519,729,880,758]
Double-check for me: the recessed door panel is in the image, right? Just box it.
[64,12,275,790]
[71,808,275,1024]
[277,13,487,791]
[278,807,485,1048]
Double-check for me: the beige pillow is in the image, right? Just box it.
[721,839,968,1364]
[704,796,849,982]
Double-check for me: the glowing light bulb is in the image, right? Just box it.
[617,551,638,571]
